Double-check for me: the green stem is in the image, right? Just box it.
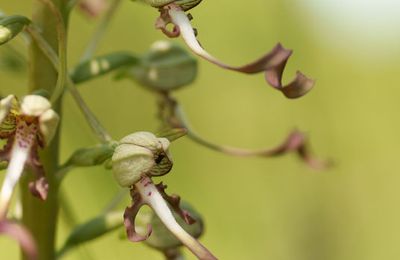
[26,25,112,143]
[80,0,122,62]
[21,1,67,259]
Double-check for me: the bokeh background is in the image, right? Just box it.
[2,0,400,259]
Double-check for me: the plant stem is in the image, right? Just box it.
[21,0,67,259]
[26,25,112,144]
[80,0,122,62]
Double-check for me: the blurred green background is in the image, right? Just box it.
[2,0,400,259]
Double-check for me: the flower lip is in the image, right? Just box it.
[156,3,315,99]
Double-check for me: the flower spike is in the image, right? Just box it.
[155,3,315,98]
[0,95,59,218]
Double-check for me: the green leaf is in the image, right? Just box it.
[70,52,139,84]
[0,15,30,45]
[64,144,115,168]
[58,211,124,258]
[120,41,198,91]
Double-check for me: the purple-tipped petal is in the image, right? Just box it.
[0,220,37,260]
[156,182,196,225]
[261,130,327,170]
[124,195,152,242]
[157,3,315,98]
[266,67,315,99]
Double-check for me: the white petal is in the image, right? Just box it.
[39,109,60,146]
[168,7,216,63]
[20,95,51,117]
[0,143,30,218]
[136,177,215,259]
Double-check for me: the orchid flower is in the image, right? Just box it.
[112,132,217,260]
[154,2,314,98]
[0,95,59,218]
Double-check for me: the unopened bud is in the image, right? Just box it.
[112,132,173,187]
[0,15,30,45]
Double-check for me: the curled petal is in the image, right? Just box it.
[165,6,288,72]
[266,66,315,99]
[159,4,314,98]
[156,182,196,225]
[0,220,37,260]
[123,194,152,242]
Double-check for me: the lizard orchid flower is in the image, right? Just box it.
[154,2,314,98]
[112,132,217,260]
[0,95,59,218]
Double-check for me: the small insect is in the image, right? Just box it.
[140,0,203,11]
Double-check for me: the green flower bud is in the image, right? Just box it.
[122,41,197,91]
[71,52,139,84]
[0,15,30,45]
[112,132,173,187]
[58,211,124,258]
[144,201,204,250]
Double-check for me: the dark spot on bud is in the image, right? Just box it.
[155,154,164,164]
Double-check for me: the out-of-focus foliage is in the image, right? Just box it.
[2,0,400,259]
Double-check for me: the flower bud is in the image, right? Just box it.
[0,15,30,45]
[144,201,204,250]
[112,132,173,187]
[129,41,197,91]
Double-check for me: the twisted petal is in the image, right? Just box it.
[159,4,315,98]
[135,177,216,259]
[0,220,37,260]
[123,193,152,242]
